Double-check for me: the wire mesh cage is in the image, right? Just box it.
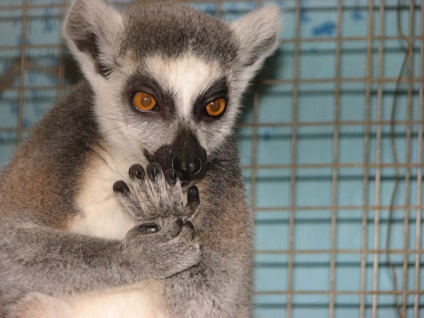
[0,1,423,317]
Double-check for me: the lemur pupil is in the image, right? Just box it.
[210,101,220,112]
[142,96,152,106]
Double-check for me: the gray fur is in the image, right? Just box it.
[0,0,281,317]
[121,4,238,67]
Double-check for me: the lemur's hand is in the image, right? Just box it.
[123,215,202,279]
[113,163,202,278]
[113,163,201,221]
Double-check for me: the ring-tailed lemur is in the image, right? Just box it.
[0,0,281,317]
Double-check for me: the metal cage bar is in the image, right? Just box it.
[0,1,423,317]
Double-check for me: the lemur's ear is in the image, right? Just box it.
[231,6,281,85]
[63,0,123,80]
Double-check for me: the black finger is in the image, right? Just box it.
[164,168,178,186]
[147,163,162,182]
[138,223,160,235]
[113,180,130,196]
[187,186,200,203]
[129,164,145,180]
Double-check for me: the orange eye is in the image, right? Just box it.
[205,98,226,117]
[132,92,157,111]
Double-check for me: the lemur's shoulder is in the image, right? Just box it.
[31,81,98,147]
[0,81,99,227]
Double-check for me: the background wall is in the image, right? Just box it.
[0,1,423,317]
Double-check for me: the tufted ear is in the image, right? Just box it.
[231,6,281,86]
[63,0,124,82]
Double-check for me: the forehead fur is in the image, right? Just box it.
[120,4,238,66]
[143,54,224,119]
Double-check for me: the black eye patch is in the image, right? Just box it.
[193,77,229,122]
[123,72,176,119]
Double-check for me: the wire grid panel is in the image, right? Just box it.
[0,1,423,318]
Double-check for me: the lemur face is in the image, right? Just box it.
[122,53,232,181]
[98,5,239,183]
[64,0,280,183]
[111,54,235,183]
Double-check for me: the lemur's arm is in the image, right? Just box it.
[163,192,253,317]
[0,214,201,306]
[163,246,253,317]
[115,163,252,318]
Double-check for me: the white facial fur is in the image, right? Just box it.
[87,52,242,166]
[143,55,222,120]
[143,54,240,152]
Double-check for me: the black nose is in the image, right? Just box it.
[172,155,203,179]
[143,127,208,183]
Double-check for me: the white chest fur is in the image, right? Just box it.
[67,150,165,317]
[71,149,138,240]
[65,281,166,318]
